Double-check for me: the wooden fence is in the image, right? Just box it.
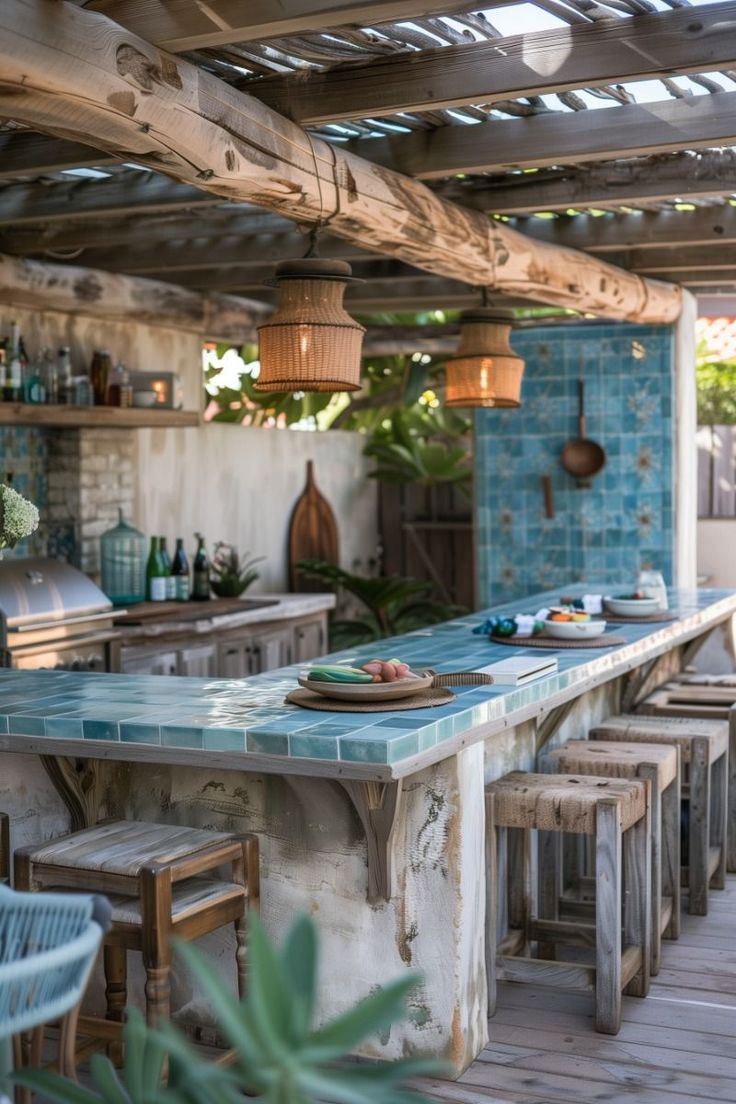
[698,425,736,517]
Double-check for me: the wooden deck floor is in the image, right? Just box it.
[423,875,736,1104]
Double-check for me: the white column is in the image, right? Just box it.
[674,289,698,588]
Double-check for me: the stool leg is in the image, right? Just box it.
[141,865,173,1026]
[59,1007,81,1081]
[710,751,728,891]
[638,765,661,975]
[689,737,711,916]
[623,788,651,998]
[661,770,681,941]
[484,792,497,1018]
[728,706,736,873]
[232,835,259,1000]
[595,799,622,1035]
[104,945,127,1065]
[507,827,531,955]
[537,831,560,960]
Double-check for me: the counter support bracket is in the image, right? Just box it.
[340,780,402,905]
[40,756,110,831]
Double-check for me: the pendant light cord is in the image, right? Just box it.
[303,131,341,258]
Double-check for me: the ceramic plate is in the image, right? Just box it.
[603,596,660,617]
[543,619,608,640]
[298,673,433,702]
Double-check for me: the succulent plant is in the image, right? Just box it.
[210,542,264,598]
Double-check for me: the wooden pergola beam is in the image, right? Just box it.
[253,3,736,125]
[80,0,477,51]
[0,252,267,339]
[0,0,681,324]
[513,205,736,253]
[0,131,121,179]
[439,153,736,216]
[349,92,736,179]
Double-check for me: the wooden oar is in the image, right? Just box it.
[288,461,339,591]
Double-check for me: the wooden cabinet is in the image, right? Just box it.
[121,609,329,678]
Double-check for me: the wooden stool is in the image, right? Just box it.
[637,679,736,872]
[15,820,259,1054]
[590,714,728,915]
[0,811,8,885]
[541,740,680,974]
[485,771,651,1036]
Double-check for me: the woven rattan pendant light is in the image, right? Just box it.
[445,299,524,408]
[255,256,366,393]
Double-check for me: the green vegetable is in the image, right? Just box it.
[307,665,374,684]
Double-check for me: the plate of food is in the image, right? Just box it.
[543,617,608,640]
[603,593,660,617]
[299,658,433,702]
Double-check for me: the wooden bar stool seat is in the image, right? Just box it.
[590,713,728,915]
[485,771,651,1036]
[637,680,736,874]
[14,819,259,1062]
[541,740,681,974]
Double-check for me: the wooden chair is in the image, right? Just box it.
[541,740,680,975]
[0,811,8,885]
[485,771,651,1036]
[15,820,259,1067]
[636,679,736,872]
[590,714,728,915]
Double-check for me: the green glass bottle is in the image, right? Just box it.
[171,538,190,601]
[159,536,175,600]
[192,533,210,601]
[146,536,167,602]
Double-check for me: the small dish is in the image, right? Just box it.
[298,673,433,703]
[132,390,158,408]
[604,596,660,617]
[543,619,607,640]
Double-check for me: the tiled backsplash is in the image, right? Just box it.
[475,322,675,605]
[0,427,48,557]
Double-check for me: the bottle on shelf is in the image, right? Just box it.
[106,361,133,407]
[44,347,60,404]
[159,536,175,600]
[23,348,49,404]
[5,322,24,403]
[145,536,167,602]
[171,537,190,601]
[89,349,112,405]
[57,347,73,404]
[191,533,210,601]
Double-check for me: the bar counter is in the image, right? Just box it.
[1,588,734,1072]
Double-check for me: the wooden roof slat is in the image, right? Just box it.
[0,0,680,324]
[79,0,480,52]
[512,203,736,251]
[345,90,736,178]
[0,132,120,179]
[250,3,736,125]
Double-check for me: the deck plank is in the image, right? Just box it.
[424,874,736,1104]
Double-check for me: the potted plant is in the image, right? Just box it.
[210,543,264,598]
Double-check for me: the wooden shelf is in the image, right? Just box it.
[0,404,200,428]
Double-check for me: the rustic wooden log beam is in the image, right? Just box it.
[0,0,681,324]
[252,2,736,125]
[348,92,736,179]
[0,252,267,339]
[438,152,736,216]
[80,0,478,51]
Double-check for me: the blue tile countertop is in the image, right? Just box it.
[0,588,734,781]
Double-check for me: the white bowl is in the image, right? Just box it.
[132,390,158,408]
[544,618,608,640]
[603,596,660,617]
[298,673,433,702]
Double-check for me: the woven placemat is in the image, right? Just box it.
[491,633,626,649]
[286,686,455,712]
[603,611,677,624]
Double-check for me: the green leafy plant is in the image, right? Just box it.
[210,543,264,598]
[14,914,440,1104]
[697,358,736,424]
[363,409,472,493]
[298,560,462,646]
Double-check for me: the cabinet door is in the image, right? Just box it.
[121,649,178,677]
[177,643,218,678]
[217,641,251,679]
[250,627,292,674]
[294,617,326,662]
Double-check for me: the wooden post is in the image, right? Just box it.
[595,798,622,1035]
[688,736,711,916]
[484,790,497,1018]
[0,0,682,324]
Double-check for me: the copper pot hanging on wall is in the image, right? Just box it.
[445,307,524,408]
[255,258,365,393]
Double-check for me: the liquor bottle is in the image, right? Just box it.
[57,347,73,404]
[159,536,175,600]
[146,536,167,602]
[23,348,48,404]
[191,533,210,601]
[44,347,59,404]
[171,538,190,601]
[0,344,7,402]
[90,349,112,405]
[6,322,23,402]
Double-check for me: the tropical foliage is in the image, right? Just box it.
[210,542,264,598]
[697,358,736,425]
[14,914,440,1104]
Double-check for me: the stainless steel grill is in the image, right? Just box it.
[0,557,120,671]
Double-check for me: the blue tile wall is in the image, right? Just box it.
[0,427,48,557]
[475,323,675,605]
